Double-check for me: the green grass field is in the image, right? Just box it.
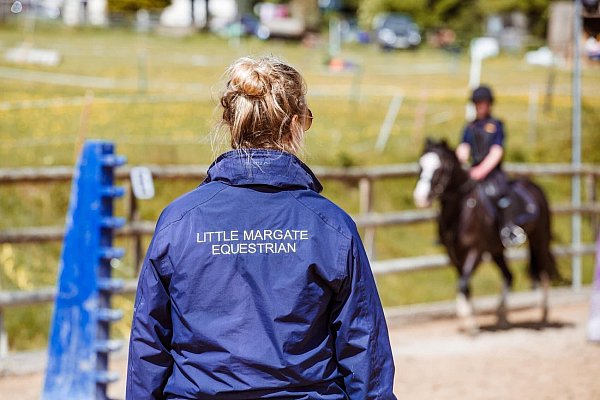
[1,21,599,351]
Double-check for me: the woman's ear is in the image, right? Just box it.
[287,114,305,154]
[291,114,306,132]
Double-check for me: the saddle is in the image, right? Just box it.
[474,179,539,228]
[510,181,540,226]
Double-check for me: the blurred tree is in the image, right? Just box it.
[201,0,209,31]
[108,0,171,14]
[342,0,360,10]
[357,0,551,42]
[435,0,484,40]
[476,0,551,38]
[357,0,476,33]
[237,0,255,15]
[293,0,321,31]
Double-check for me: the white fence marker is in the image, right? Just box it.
[375,93,403,153]
[588,235,600,342]
[130,166,155,200]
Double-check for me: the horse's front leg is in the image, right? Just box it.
[540,271,550,323]
[457,249,480,335]
[492,253,513,328]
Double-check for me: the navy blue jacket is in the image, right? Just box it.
[461,116,505,167]
[126,149,396,399]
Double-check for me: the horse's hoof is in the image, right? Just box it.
[496,316,510,329]
[459,323,480,336]
[464,326,480,337]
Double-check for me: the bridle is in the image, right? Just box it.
[428,152,453,198]
[426,150,475,198]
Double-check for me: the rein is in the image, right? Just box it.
[431,158,474,198]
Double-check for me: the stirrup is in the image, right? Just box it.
[498,197,511,209]
[500,225,527,248]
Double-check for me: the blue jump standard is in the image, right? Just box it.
[42,141,126,400]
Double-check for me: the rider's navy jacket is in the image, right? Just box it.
[461,117,505,166]
[126,149,396,400]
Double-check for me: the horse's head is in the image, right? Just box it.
[413,138,459,208]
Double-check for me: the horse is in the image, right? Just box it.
[412,139,560,334]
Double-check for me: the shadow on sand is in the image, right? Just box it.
[479,319,576,333]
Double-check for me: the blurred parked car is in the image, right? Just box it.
[339,17,370,44]
[252,2,306,40]
[373,13,421,50]
[239,13,261,36]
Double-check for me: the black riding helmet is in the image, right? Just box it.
[470,85,494,104]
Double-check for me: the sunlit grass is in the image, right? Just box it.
[0,22,599,351]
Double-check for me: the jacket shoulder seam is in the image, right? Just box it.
[156,183,229,234]
[286,191,353,241]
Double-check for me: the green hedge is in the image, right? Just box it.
[108,0,171,14]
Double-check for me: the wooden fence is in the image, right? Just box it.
[0,162,598,356]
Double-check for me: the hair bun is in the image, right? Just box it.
[220,55,307,154]
[229,60,269,98]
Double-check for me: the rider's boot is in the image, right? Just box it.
[500,224,527,247]
[498,196,527,248]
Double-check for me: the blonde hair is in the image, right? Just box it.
[218,56,308,155]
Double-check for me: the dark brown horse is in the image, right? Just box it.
[413,139,560,333]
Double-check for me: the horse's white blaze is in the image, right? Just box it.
[413,152,442,208]
[456,292,472,318]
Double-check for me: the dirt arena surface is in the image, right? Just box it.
[1,294,599,399]
[389,300,600,399]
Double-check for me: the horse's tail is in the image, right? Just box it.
[525,180,562,283]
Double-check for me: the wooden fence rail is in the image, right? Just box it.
[0,243,596,309]
[2,204,600,245]
[0,162,598,357]
[2,162,600,184]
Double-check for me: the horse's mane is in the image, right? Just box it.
[424,138,458,163]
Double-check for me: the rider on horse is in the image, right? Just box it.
[455,85,527,247]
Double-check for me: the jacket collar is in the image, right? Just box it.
[203,149,323,193]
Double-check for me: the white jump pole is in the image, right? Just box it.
[375,93,404,153]
[572,0,583,290]
[466,37,499,120]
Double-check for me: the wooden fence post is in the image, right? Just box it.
[128,183,142,275]
[586,173,598,237]
[359,177,376,260]
[0,308,7,357]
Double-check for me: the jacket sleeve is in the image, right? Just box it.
[331,235,397,399]
[126,225,173,400]
[461,123,471,144]
[492,120,505,147]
